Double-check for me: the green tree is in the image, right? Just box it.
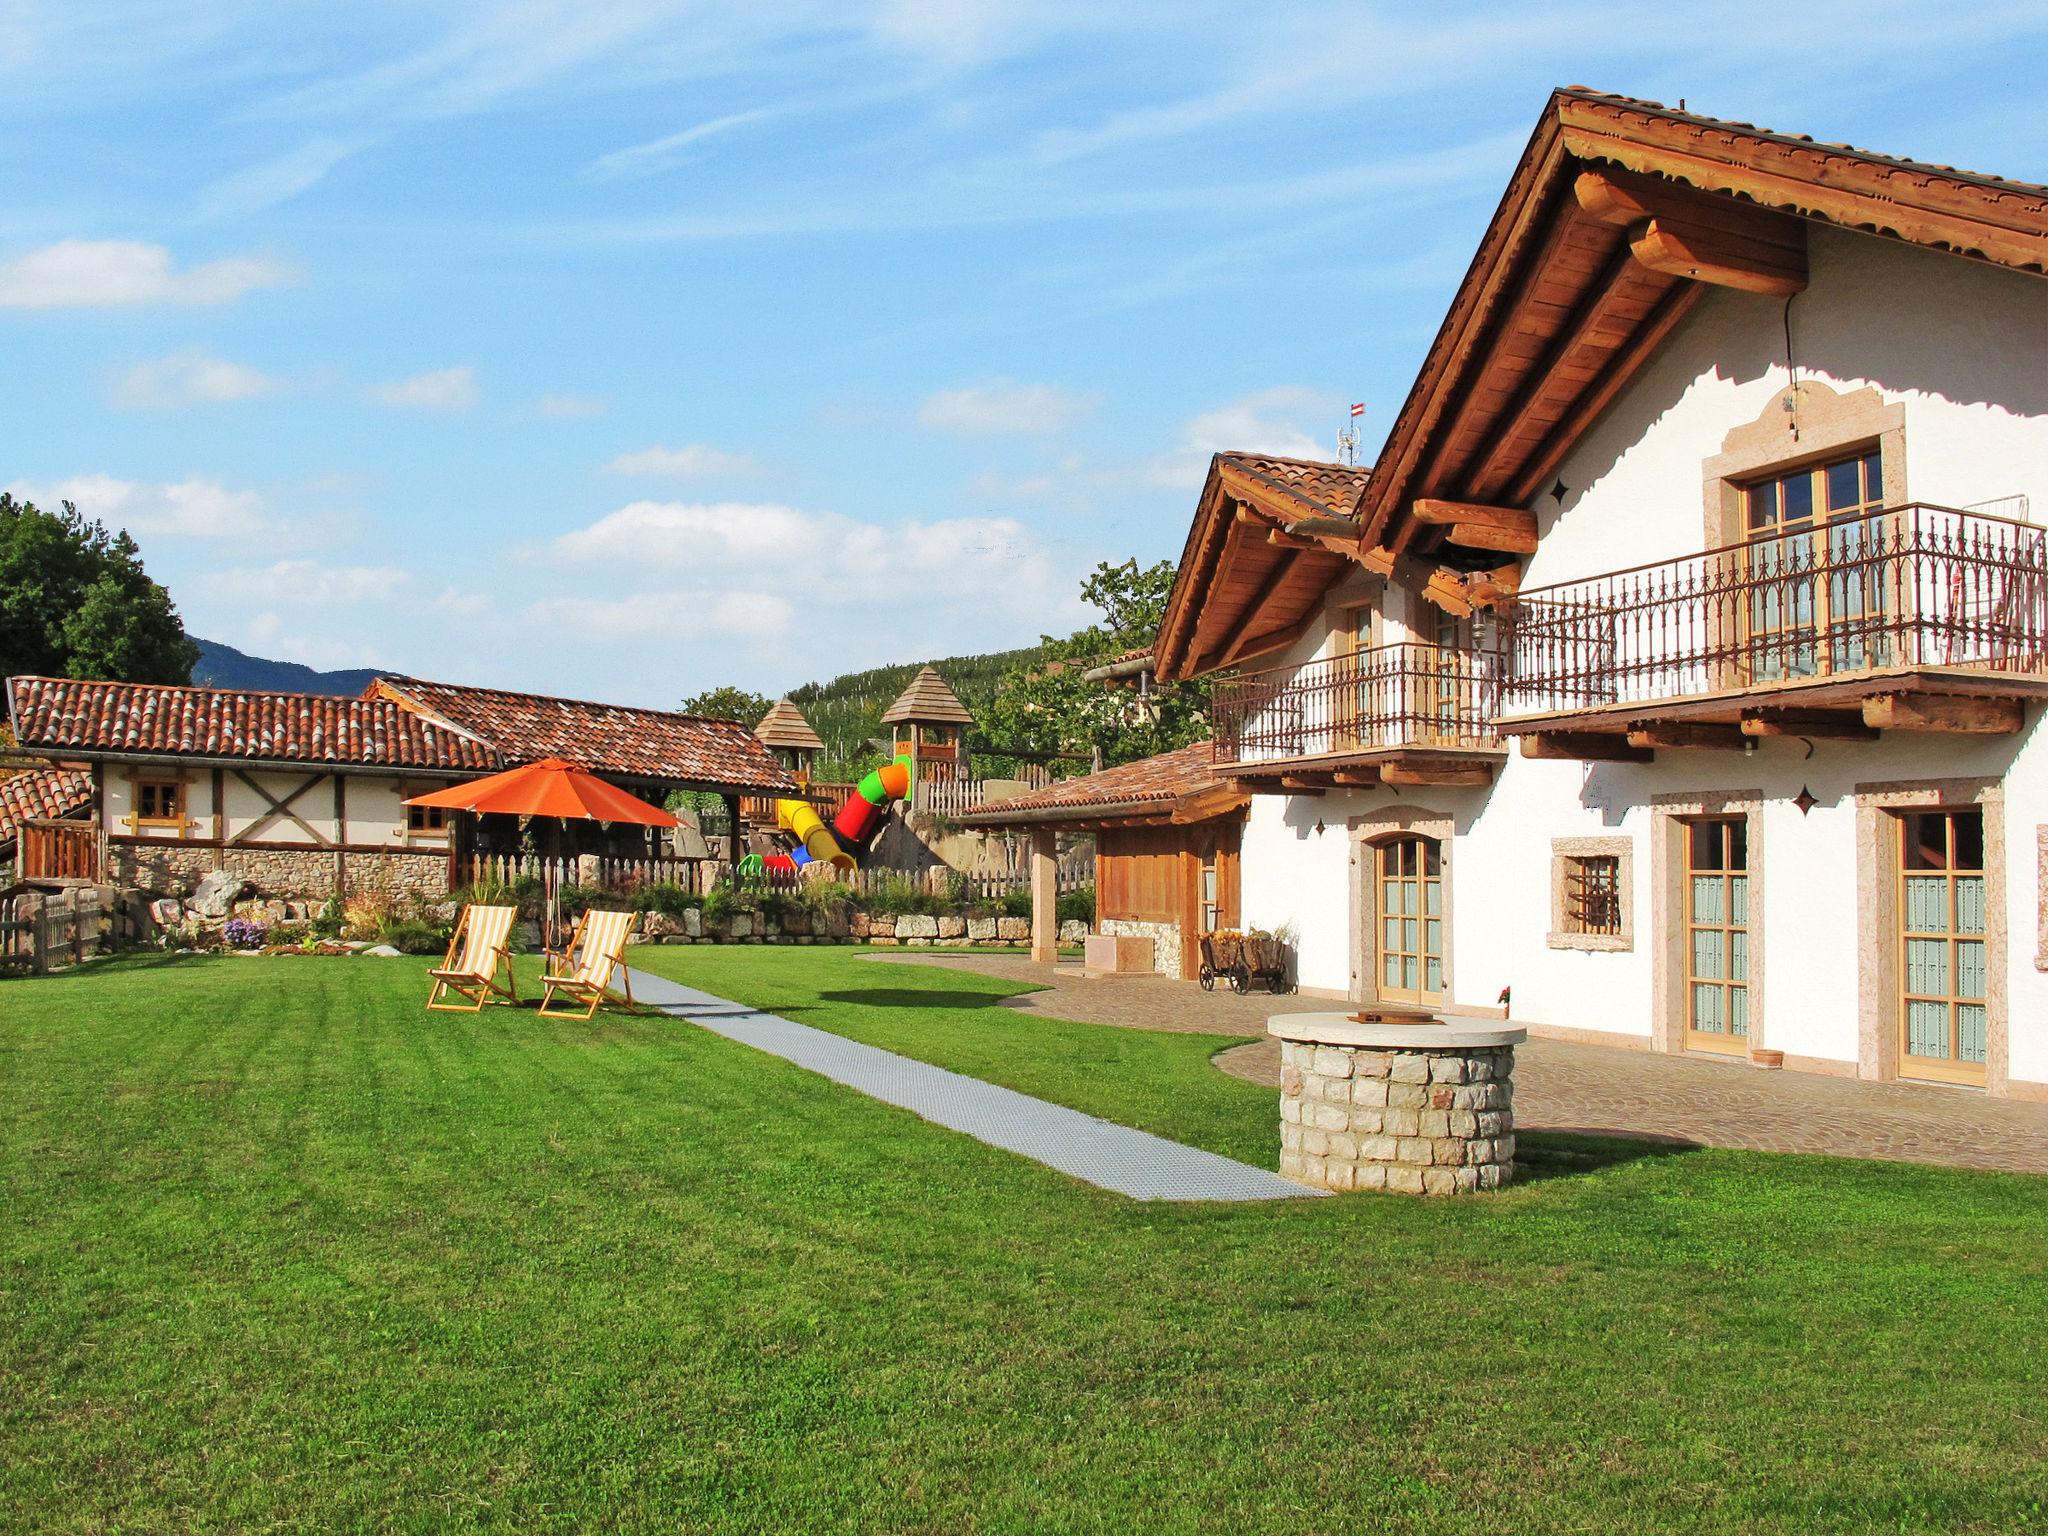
[679,685,773,725]
[974,559,1213,773]
[0,494,199,684]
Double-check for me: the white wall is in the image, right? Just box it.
[103,766,437,851]
[1235,227,2048,1089]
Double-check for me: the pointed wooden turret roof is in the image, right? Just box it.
[881,665,973,726]
[753,696,825,753]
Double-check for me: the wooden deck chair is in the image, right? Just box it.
[538,908,638,1021]
[426,903,520,1012]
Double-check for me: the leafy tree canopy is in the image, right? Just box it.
[678,684,773,726]
[0,493,199,685]
[975,558,1211,773]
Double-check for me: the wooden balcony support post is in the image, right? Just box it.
[1029,826,1059,965]
[1380,761,1495,787]
[1626,722,1748,751]
[1520,732,1653,763]
[1862,693,2023,734]
[1739,710,1876,741]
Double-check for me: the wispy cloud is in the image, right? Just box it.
[526,589,795,643]
[586,108,778,181]
[1129,386,1337,489]
[367,365,477,411]
[0,239,294,309]
[113,348,283,409]
[5,472,272,538]
[536,392,608,419]
[195,135,368,220]
[200,558,410,606]
[918,378,1096,435]
[606,443,760,478]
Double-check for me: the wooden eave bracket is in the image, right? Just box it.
[1412,499,1539,556]
[1574,165,1808,296]
[1862,692,2023,734]
[1520,731,1652,763]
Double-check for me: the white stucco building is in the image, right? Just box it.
[1154,89,2048,1099]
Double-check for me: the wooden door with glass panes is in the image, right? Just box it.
[1741,447,1889,682]
[1376,835,1443,1004]
[1897,809,1988,1085]
[1684,817,1750,1055]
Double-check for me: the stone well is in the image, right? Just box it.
[1273,1012,1526,1195]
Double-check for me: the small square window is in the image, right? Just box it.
[1563,855,1623,936]
[136,780,182,824]
[407,804,447,834]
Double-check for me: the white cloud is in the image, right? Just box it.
[196,136,366,220]
[525,590,795,642]
[113,348,282,409]
[367,365,477,411]
[1137,385,1336,488]
[5,472,271,538]
[0,239,294,309]
[917,378,1096,435]
[537,392,607,419]
[201,559,410,606]
[605,443,760,478]
[586,108,777,181]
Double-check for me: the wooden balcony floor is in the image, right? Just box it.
[1499,664,2048,747]
[1219,742,1507,791]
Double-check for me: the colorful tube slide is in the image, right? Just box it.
[740,754,912,876]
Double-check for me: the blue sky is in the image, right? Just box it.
[3,1,2043,707]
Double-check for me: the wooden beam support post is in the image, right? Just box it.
[1861,693,2024,735]
[1379,762,1494,787]
[1029,826,1059,964]
[1520,732,1653,762]
[1739,710,1877,740]
[1626,722,1748,751]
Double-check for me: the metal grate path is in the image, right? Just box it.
[625,967,1322,1203]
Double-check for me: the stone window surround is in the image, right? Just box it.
[1547,835,1634,951]
[1852,776,2006,1094]
[1347,804,1456,1008]
[1700,380,1908,549]
[1649,790,1765,1058]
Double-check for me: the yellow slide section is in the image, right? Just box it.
[777,797,857,870]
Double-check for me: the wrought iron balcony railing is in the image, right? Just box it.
[1498,503,2048,717]
[1212,643,1504,765]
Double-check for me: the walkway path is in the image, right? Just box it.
[870,953,2048,1176]
[623,967,1322,1202]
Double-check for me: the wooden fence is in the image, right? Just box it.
[20,819,97,882]
[0,890,109,977]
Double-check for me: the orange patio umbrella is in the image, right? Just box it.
[405,757,677,827]
[407,758,676,950]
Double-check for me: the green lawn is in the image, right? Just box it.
[1,951,2043,1534]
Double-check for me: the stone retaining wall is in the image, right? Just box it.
[636,908,1088,949]
[1279,1038,1517,1195]
[107,843,448,903]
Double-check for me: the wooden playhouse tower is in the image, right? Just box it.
[752,697,826,784]
[880,666,973,806]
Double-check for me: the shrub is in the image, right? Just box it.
[342,890,402,941]
[377,919,452,956]
[451,875,545,917]
[634,882,701,918]
[309,897,344,940]
[221,916,269,950]
[1000,888,1032,919]
[265,921,311,949]
[703,884,753,926]
[857,872,944,917]
[1056,883,1096,926]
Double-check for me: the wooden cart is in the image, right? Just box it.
[1198,930,1295,994]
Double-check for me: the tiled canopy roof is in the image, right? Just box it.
[958,741,1243,827]
[881,665,974,726]
[0,766,92,849]
[371,676,799,794]
[753,697,826,753]
[6,676,497,771]
[1216,453,1371,520]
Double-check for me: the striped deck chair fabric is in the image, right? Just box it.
[538,907,638,1020]
[427,904,520,1012]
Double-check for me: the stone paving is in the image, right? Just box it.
[869,953,2048,1176]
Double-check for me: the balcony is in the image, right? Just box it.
[1212,643,1505,790]
[1498,503,2048,752]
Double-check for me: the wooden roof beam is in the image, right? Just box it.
[1381,761,1494,787]
[1630,217,1806,296]
[1413,498,1539,555]
[1862,693,2023,734]
[1626,721,1747,751]
[1520,731,1652,762]
[1739,709,1876,740]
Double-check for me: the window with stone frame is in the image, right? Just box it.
[1548,837,1633,951]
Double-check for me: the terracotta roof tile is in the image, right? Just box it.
[371,676,798,794]
[0,766,92,849]
[753,697,826,753]
[958,740,1231,824]
[880,665,974,726]
[1217,453,1371,520]
[6,676,496,772]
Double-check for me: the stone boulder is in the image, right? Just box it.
[642,911,680,940]
[260,899,292,924]
[937,914,966,940]
[189,871,253,919]
[897,914,938,939]
[148,897,185,927]
[966,916,997,942]
[683,908,703,938]
[995,916,1029,941]
[359,944,403,958]
[849,912,871,939]
[868,915,896,938]
[1058,919,1090,945]
[429,900,461,924]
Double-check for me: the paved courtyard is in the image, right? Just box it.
[869,953,2048,1176]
